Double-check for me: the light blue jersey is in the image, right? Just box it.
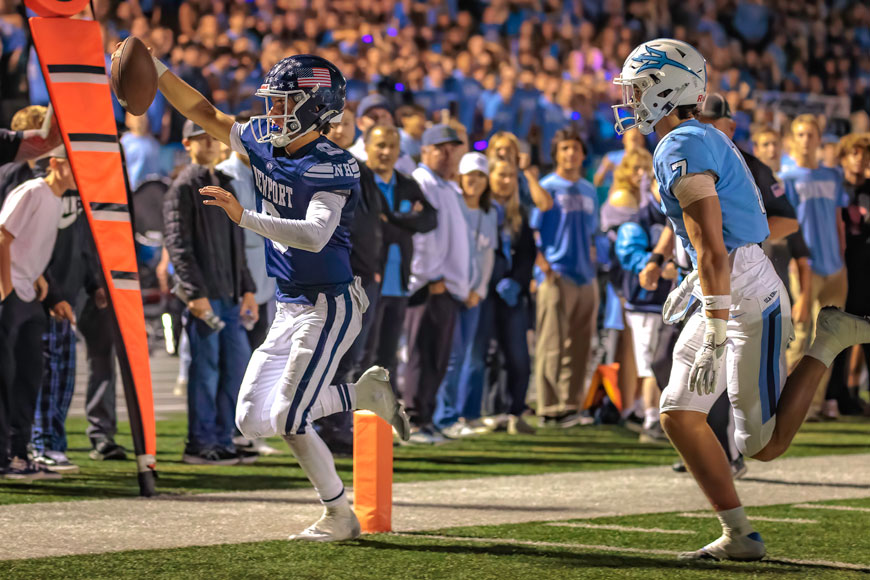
[781,166,848,276]
[653,119,769,265]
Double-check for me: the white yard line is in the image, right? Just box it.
[401,534,870,572]
[793,503,870,513]
[546,522,695,535]
[678,512,819,524]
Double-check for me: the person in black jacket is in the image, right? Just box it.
[163,121,258,465]
[318,124,435,451]
[365,126,437,383]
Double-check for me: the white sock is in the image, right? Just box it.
[716,506,754,537]
[643,407,659,429]
[807,339,839,368]
[307,383,358,422]
[283,430,347,506]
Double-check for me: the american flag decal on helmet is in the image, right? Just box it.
[297,67,331,87]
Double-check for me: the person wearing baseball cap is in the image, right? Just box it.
[402,124,470,444]
[166,117,259,466]
[347,94,417,174]
[0,143,76,479]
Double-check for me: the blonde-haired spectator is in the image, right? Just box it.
[487,131,552,211]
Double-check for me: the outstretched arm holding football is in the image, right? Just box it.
[154,62,235,146]
[113,41,235,147]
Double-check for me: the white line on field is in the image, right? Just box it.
[395,534,870,572]
[793,503,870,513]
[546,522,695,535]
[678,513,819,524]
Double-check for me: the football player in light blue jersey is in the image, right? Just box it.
[613,38,870,562]
[146,52,410,542]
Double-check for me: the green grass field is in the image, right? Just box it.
[3,416,869,506]
[2,496,868,579]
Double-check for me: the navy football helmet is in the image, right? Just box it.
[251,55,346,147]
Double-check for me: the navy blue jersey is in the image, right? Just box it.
[231,122,360,303]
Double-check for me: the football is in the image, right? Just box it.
[110,36,157,116]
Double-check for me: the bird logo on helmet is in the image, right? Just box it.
[612,39,707,136]
[250,55,347,148]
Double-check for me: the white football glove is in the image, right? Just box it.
[662,270,699,325]
[688,317,727,394]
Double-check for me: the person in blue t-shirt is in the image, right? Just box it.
[120,113,162,192]
[780,115,849,416]
[513,69,541,141]
[482,78,520,138]
[531,128,599,425]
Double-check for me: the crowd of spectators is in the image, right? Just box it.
[0,0,868,476]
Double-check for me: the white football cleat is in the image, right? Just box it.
[808,307,870,367]
[355,366,411,441]
[678,531,765,561]
[289,506,361,542]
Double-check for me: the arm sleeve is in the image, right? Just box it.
[163,180,209,300]
[239,191,346,253]
[615,222,652,275]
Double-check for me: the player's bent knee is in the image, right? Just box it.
[751,439,785,462]
[660,410,705,435]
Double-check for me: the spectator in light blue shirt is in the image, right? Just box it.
[482,78,520,138]
[531,128,599,424]
[780,115,848,417]
[120,113,162,192]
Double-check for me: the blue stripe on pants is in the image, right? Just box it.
[299,291,354,432]
[285,297,337,434]
[759,298,782,424]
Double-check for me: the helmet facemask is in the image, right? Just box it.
[612,72,690,136]
[250,86,329,148]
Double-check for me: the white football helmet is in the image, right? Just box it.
[612,39,707,136]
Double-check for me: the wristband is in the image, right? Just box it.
[703,294,731,311]
[646,252,665,267]
[153,56,168,78]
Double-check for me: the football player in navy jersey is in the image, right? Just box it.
[613,38,870,561]
[150,53,410,541]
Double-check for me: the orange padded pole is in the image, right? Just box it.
[583,362,623,412]
[353,411,393,533]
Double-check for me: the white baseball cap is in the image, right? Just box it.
[458,152,489,176]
